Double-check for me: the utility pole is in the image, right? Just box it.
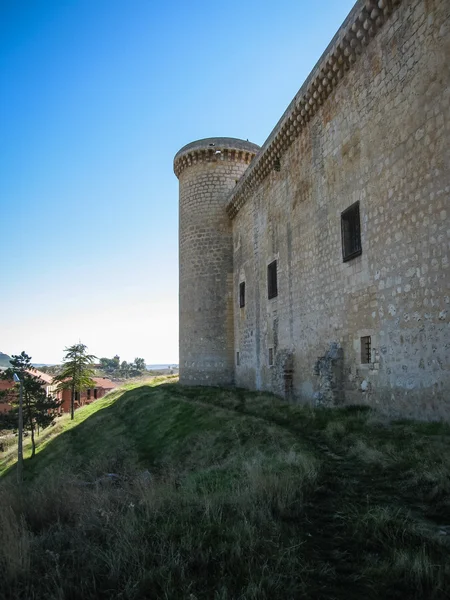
[13,373,23,484]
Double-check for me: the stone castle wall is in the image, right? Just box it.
[175,0,450,417]
[230,0,449,417]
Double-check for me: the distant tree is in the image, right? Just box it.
[97,355,146,379]
[120,361,131,378]
[37,364,63,376]
[133,358,146,374]
[54,343,96,420]
[99,357,119,375]
[0,351,61,458]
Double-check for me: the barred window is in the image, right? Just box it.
[236,351,240,366]
[341,202,362,262]
[267,260,278,299]
[239,282,245,308]
[268,347,274,366]
[361,336,371,364]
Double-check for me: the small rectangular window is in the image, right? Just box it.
[94,389,98,399]
[361,336,371,364]
[239,282,245,308]
[341,202,362,262]
[87,389,91,400]
[268,347,274,366]
[236,351,240,366]
[75,391,79,402]
[267,260,278,299]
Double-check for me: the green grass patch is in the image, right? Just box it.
[0,381,449,599]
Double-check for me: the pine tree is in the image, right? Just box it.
[0,351,61,459]
[54,343,96,420]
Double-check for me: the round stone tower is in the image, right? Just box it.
[174,137,260,386]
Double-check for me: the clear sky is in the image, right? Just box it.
[0,0,355,365]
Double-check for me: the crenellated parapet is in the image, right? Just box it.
[174,138,260,179]
[226,0,404,219]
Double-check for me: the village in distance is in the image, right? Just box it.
[0,346,178,420]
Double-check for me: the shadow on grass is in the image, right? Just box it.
[1,382,449,599]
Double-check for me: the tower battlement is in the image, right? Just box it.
[174,137,259,179]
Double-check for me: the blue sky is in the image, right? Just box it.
[0,0,355,364]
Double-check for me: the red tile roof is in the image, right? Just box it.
[0,369,54,386]
[27,369,54,385]
[91,377,116,390]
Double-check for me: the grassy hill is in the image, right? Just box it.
[0,352,12,368]
[1,380,449,599]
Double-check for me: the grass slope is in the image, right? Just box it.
[1,380,450,599]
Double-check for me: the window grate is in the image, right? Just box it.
[361,336,371,364]
[267,261,278,299]
[239,282,245,308]
[341,202,362,262]
[268,348,274,366]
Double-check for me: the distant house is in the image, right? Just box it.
[0,379,14,414]
[0,370,117,416]
[60,377,117,413]
[0,369,57,414]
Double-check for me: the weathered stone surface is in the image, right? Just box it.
[175,0,450,418]
[313,343,345,407]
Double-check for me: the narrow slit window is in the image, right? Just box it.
[361,336,371,364]
[236,351,240,366]
[94,389,98,400]
[239,282,245,308]
[341,202,362,262]
[267,260,278,299]
[268,347,274,367]
[87,388,91,400]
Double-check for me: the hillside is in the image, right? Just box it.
[1,380,449,599]
[0,352,11,368]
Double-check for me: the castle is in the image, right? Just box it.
[174,0,449,418]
